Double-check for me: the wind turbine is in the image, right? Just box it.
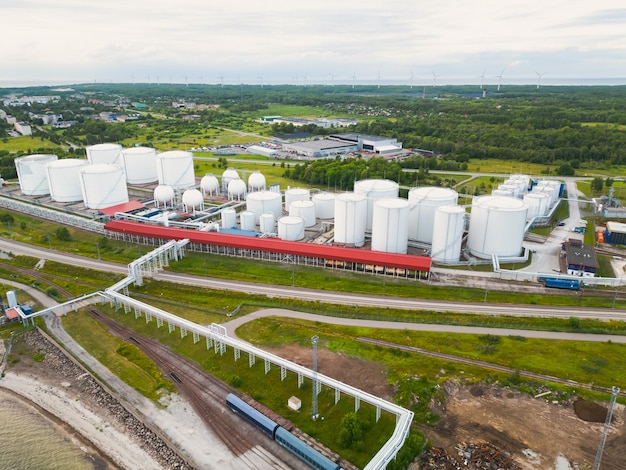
[432,72,438,88]
[218,74,224,87]
[478,68,486,89]
[184,74,189,87]
[329,72,334,87]
[257,73,263,88]
[351,72,357,89]
[409,70,415,89]
[131,74,135,85]
[377,71,381,89]
[495,68,505,91]
[156,75,160,87]
[535,71,547,89]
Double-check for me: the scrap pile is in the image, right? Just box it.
[420,442,522,470]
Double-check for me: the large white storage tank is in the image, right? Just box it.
[228,179,247,200]
[523,192,549,220]
[79,164,128,209]
[278,216,305,241]
[354,179,399,231]
[371,198,409,254]
[246,190,282,221]
[221,168,240,193]
[535,185,556,206]
[156,151,195,189]
[86,143,122,165]
[431,205,466,263]
[120,147,158,184]
[408,187,458,243]
[239,211,256,231]
[221,208,237,229]
[201,174,220,197]
[491,189,514,198]
[312,192,335,219]
[154,185,175,208]
[334,192,367,247]
[46,158,89,202]
[259,213,275,233]
[289,200,316,227]
[248,171,266,192]
[467,196,527,259]
[182,189,204,212]
[284,188,310,211]
[15,154,58,196]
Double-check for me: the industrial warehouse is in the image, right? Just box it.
[4,142,584,281]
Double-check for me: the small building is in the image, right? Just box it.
[562,239,599,277]
[246,145,278,158]
[14,121,32,136]
[605,221,626,245]
[5,307,21,322]
[329,133,403,154]
[282,138,358,159]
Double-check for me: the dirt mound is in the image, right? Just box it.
[573,398,608,423]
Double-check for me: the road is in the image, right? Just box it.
[2,237,626,323]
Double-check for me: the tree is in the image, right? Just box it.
[556,164,575,176]
[338,412,364,449]
[55,226,72,241]
[591,177,604,192]
[0,213,14,226]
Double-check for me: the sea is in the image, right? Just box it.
[0,389,112,470]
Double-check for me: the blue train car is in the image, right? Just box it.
[544,278,580,290]
[226,393,279,438]
[274,427,341,470]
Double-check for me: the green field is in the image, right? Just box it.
[0,136,66,153]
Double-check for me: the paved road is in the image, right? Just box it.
[2,237,626,322]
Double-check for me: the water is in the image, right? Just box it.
[0,389,111,470]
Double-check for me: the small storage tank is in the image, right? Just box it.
[246,190,282,221]
[523,192,549,220]
[535,185,556,206]
[154,185,175,208]
[86,143,122,165]
[431,205,465,263]
[408,187,459,243]
[227,179,247,200]
[248,171,266,192]
[259,213,275,233]
[221,168,240,193]
[354,179,399,231]
[312,192,335,219]
[334,192,367,247]
[120,147,158,184]
[15,154,58,196]
[200,174,220,197]
[491,189,514,198]
[156,150,195,189]
[182,189,204,212]
[289,200,316,227]
[278,216,305,241]
[46,158,89,202]
[79,164,129,209]
[221,208,237,229]
[467,196,527,259]
[371,198,409,254]
[239,211,256,231]
[284,188,310,212]
[499,183,521,198]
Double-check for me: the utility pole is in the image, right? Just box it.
[592,386,620,470]
[311,335,319,420]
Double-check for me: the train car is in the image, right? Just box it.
[226,393,279,438]
[274,427,341,470]
[544,278,580,290]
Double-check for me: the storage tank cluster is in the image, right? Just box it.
[408,187,459,243]
[354,179,399,230]
[494,174,530,199]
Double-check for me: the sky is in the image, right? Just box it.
[3,0,626,87]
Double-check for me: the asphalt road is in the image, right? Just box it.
[2,237,626,323]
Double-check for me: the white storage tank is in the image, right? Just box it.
[120,147,158,184]
[201,174,220,197]
[182,189,204,212]
[278,216,305,241]
[312,192,335,219]
[259,213,275,233]
[79,164,129,209]
[467,196,527,259]
[154,185,175,208]
[246,190,282,221]
[408,187,459,243]
[221,168,240,193]
[156,150,195,189]
[536,185,556,206]
[284,187,310,212]
[491,189,514,198]
[221,208,237,229]
[86,143,122,165]
[46,158,89,202]
[499,183,521,198]
[289,200,316,227]
[239,211,256,231]
[15,154,58,196]
[334,192,367,247]
[354,179,399,231]
[371,198,409,254]
[228,179,247,200]
[523,192,549,220]
[431,205,466,263]
[248,171,266,192]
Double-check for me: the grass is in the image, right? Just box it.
[0,136,66,153]
[62,311,174,401]
[455,175,507,195]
